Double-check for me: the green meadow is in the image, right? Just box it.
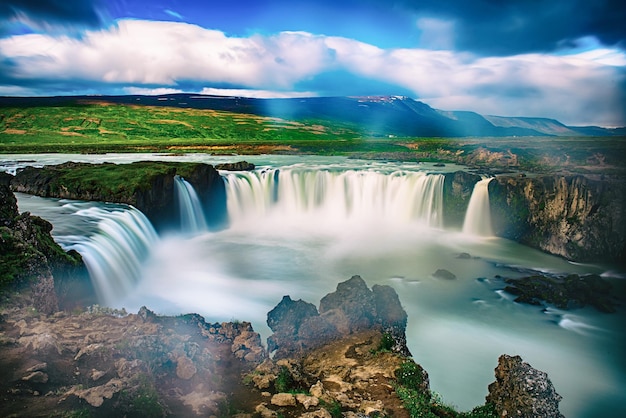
[1,102,624,175]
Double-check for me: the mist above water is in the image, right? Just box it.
[9,155,626,418]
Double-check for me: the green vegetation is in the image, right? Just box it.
[116,374,167,418]
[0,102,361,154]
[1,102,625,175]
[274,365,295,393]
[14,160,211,204]
[394,361,498,418]
[378,332,395,352]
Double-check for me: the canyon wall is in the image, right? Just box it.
[489,175,626,263]
[442,171,626,263]
[10,161,227,232]
[8,163,626,263]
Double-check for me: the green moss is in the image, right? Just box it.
[274,365,294,393]
[395,361,424,391]
[393,361,498,418]
[377,332,395,352]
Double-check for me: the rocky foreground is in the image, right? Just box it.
[0,179,567,417]
[0,277,565,418]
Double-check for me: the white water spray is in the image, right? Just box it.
[65,206,159,304]
[223,168,444,229]
[463,178,494,236]
[174,175,208,233]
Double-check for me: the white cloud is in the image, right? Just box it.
[199,88,317,99]
[123,87,185,95]
[0,19,623,125]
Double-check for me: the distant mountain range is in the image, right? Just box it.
[1,94,624,137]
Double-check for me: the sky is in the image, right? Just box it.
[0,0,625,126]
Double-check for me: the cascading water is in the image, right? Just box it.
[64,206,159,305]
[8,155,626,418]
[462,177,494,236]
[223,168,444,230]
[174,175,208,234]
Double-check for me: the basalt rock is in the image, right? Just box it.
[10,161,227,232]
[267,275,410,359]
[442,171,481,228]
[502,273,617,313]
[489,174,626,263]
[0,183,84,311]
[215,160,255,171]
[487,354,564,418]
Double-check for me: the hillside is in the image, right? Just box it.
[1,94,622,138]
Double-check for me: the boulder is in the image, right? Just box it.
[215,161,255,171]
[271,393,296,407]
[503,273,617,312]
[433,269,456,280]
[267,275,410,359]
[319,275,377,333]
[486,354,564,418]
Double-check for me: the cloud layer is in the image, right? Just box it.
[0,19,624,126]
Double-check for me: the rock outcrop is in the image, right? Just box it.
[487,354,564,418]
[443,170,626,263]
[215,160,255,171]
[0,305,265,417]
[267,275,410,359]
[0,182,84,312]
[250,276,421,417]
[442,171,481,228]
[490,174,626,262]
[502,273,618,312]
[10,161,227,231]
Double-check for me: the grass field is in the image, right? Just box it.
[1,102,625,175]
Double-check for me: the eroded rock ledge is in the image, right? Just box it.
[9,161,227,231]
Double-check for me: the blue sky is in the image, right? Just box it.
[0,0,625,126]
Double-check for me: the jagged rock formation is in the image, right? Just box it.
[489,174,626,262]
[0,182,84,312]
[267,275,410,359]
[0,305,265,417]
[251,276,423,417]
[442,170,626,263]
[503,273,617,312]
[487,354,564,418]
[10,161,227,231]
[215,160,256,171]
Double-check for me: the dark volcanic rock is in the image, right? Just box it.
[319,275,377,333]
[0,183,84,312]
[487,354,564,418]
[267,275,410,359]
[442,171,481,229]
[503,273,617,313]
[10,161,227,231]
[433,269,457,280]
[372,284,410,355]
[490,174,626,263]
[266,296,326,356]
[215,160,255,171]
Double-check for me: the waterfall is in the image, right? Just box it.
[174,175,208,233]
[223,168,444,229]
[462,178,494,236]
[65,206,159,305]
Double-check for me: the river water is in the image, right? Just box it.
[2,153,625,417]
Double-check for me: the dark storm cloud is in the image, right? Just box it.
[0,0,105,33]
[387,0,626,55]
